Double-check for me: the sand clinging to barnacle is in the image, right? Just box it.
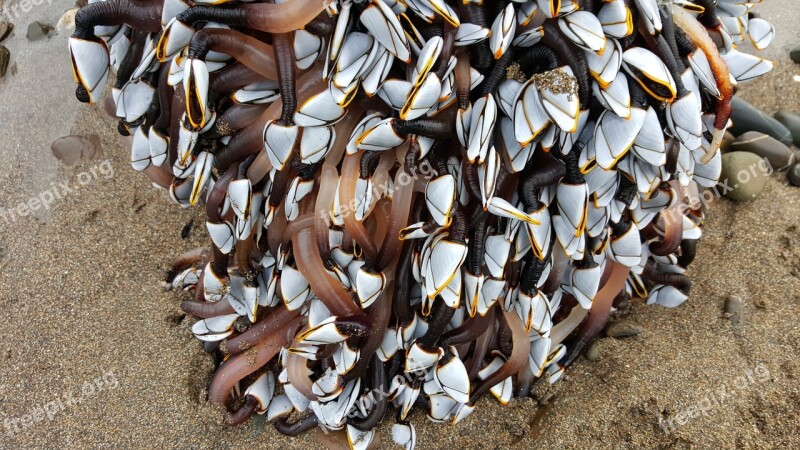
[66,0,776,448]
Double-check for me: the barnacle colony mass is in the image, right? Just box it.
[69,0,775,447]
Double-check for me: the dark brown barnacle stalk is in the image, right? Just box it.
[459,2,493,71]
[393,116,457,140]
[348,355,388,431]
[643,263,693,294]
[517,44,559,76]
[176,1,332,35]
[274,413,319,436]
[677,239,698,268]
[73,0,162,38]
[272,32,298,125]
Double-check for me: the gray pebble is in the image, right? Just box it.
[730,131,794,170]
[26,21,53,41]
[585,341,601,361]
[774,109,800,147]
[606,321,642,338]
[730,97,793,146]
[251,412,267,436]
[788,164,800,187]
[724,296,744,325]
[720,152,770,201]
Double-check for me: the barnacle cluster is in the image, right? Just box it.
[68,0,775,447]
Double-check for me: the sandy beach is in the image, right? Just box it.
[0,0,798,448]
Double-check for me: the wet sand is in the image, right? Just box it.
[0,0,798,448]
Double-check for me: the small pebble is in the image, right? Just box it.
[0,45,9,79]
[585,341,601,361]
[606,321,642,338]
[720,152,770,202]
[730,97,794,146]
[730,131,794,170]
[788,164,800,187]
[724,295,744,325]
[26,21,53,41]
[0,21,13,43]
[181,219,194,240]
[773,109,800,147]
[792,44,800,65]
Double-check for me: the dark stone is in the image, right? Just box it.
[0,21,13,43]
[0,46,8,78]
[788,164,800,187]
[730,131,794,170]
[729,97,793,146]
[774,109,800,147]
[792,44,800,65]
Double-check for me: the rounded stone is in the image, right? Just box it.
[730,131,794,170]
[605,320,642,338]
[792,44,800,65]
[774,109,800,147]
[720,152,770,202]
[730,97,793,146]
[788,164,800,187]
